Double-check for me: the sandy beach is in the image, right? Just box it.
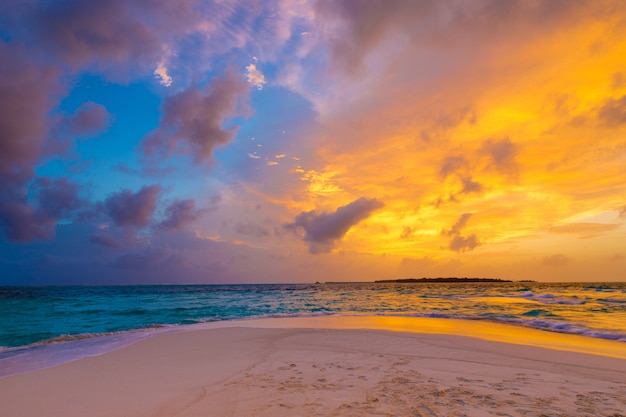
[1,316,625,417]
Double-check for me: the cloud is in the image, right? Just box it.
[313,0,598,76]
[440,155,469,179]
[448,234,480,253]
[235,222,270,238]
[548,222,621,236]
[541,253,572,267]
[104,185,161,228]
[89,233,122,248]
[598,95,626,127]
[400,226,413,239]
[154,59,173,87]
[62,102,112,137]
[286,197,384,253]
[246,63,266,90]
[45,101,112,156]
[32,177,85,220]
[313,0,438,75]
[0,177,84,242]
[113,247,184,270]
[0,200,49,242]
[480,137,519,173]
[30,0,204,69]
[459,176,483,194]
[158,199,202,232]
[442,213,481,252]
[142,70,249,164]
[442,213,473,237]
[0,42,59,180]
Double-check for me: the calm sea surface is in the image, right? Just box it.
[1,282,625,376]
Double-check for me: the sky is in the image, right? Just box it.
[1,0,625,285]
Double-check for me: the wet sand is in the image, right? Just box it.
[1,316,625,416]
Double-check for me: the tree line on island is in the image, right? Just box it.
[374,277,513,283]
[321,278,537,284]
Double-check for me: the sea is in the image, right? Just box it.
[1,281,625,377]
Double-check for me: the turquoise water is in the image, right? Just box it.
[1,282,625,376]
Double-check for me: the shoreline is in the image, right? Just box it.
[1,315,625,379]
[1,316,625,416]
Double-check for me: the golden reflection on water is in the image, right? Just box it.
[246,315,626,360]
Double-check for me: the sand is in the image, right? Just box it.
[1,316,625,417]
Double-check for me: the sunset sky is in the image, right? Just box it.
[1,0,625,284]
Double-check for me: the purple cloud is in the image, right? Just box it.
[32,177,85,219]
[286,197,384,253]
[142,70,249,164]
[158,199,202,232]
[62,102,111,137]
[0,43,59,180]
[0,201,50,242]
[33,0,161,68]
[113,247,184,270]
[104,185,161,228]
[235,222,270,238]
[89,234,122,249]
[0,177,85,242]
[314,0,595,76]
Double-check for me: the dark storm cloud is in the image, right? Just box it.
[104,185,161,228]
[286,197,384,253]
[158,199,202,232]
[142,71,249,164]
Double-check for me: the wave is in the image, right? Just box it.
[377,312,626,343]
[598,298,626,304]
[517,292,587,305]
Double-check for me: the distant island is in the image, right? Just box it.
[374,277,512,283]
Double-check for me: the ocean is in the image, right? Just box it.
[1,281,625,377]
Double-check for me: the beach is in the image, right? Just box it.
[1,316,625,417]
